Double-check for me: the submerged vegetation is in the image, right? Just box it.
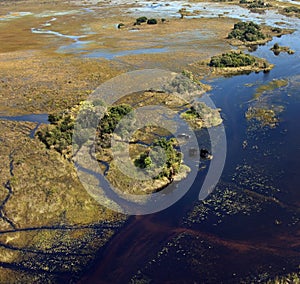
[245,79,288,128]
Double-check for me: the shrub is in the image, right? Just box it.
[136,16,147,24]
[147,18,158,25]
[97,104,133,148]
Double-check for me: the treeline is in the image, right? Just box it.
[37,102,133,156]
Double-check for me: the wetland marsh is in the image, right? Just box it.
[0,0,300,283]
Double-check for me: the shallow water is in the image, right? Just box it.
[0,114,49,138]
[0,114,49,124]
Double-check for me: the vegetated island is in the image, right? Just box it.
[239,0,272,14]
[227,21,294,47]
[37,86,223,199]
[190,21,296,77]
[195,50,274,76]
[270,43,295,55]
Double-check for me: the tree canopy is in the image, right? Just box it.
[228,21,266,42]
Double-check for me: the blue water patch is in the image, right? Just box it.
[31,28,84,41]
[0,114,49,124]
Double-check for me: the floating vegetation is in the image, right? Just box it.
[232,163,281,196]
[245,107,278,127]
[245,79,288,128]
[183,183,266,227]
[253,79,289,99]
[130,232,222,284]
[183,160,286,228]
[266,272,300,284]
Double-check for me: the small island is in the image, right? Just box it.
[227,21,294,47]
[206,50,273,76]
[270,43,295,55]
[37,88,223,198]
[239,0,272,14]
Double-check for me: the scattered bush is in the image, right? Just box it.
[97,104,133,148]
[248,0,272,8]
[38,102,133,155]
[134,138,182,179]
[283,6,300,13]
[117,23,125,29]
